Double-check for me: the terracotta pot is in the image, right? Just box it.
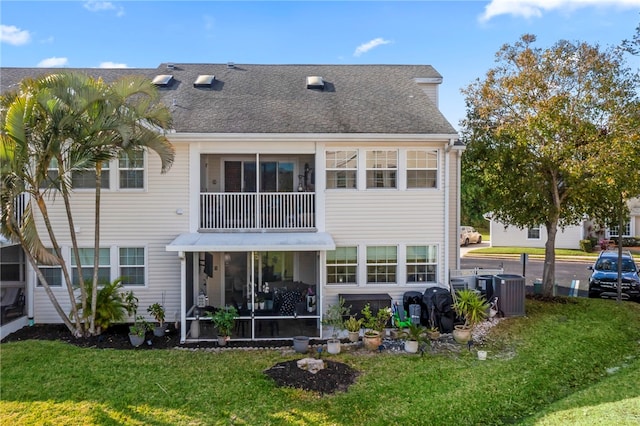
[363,331,382,350]
[453,325,472,344]
[427,330,440,340]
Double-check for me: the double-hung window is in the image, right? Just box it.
[37,248,62,287]
[366,150,397,188]
[366,246,397,283]
[120,247,145,286]
[407,150,438,188]
[326,150,357,189]
[608,221,631,237]
[326,247,357,284]
[119,150,144,189]
[71,248,110,286]
[407,245,437,283]
[39,158,60,189]
[72,162,110,189]
[527,227,541,240]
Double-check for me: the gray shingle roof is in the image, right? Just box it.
[1,64,457,135]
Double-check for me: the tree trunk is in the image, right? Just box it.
[542,219,558,297]
[90,164,102,335]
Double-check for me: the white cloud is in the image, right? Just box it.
[37,57,69,68]
[479,0,640,22]
[83,1,125,17]
[99,61,128,68]
[353,37,391,57]
[1,24,31,45]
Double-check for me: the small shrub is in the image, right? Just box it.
[579,239,593,252]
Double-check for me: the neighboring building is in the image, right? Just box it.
[489,198,640,249]
[0,64,462,342]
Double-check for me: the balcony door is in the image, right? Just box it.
[224,160,294,193]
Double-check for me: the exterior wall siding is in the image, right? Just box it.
[30,144,190,324]
[490,222,583,249]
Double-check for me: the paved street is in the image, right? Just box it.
[460,242,593,297]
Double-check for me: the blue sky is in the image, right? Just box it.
[2,1,639,130]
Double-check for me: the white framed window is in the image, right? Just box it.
[406,150,438,188]
[366,150,397,188]
[37,248,62,287]
[71,248,111,285]
[326,150,357,189]
[608,221,631,237]
[119,247,145,286]
[326,246,357,284]
[406,245,438,283]
[119,150,145,189]
[366,246,397,284]
[527,227,541,240]
[39,158,60,189]
[72,162,110,189]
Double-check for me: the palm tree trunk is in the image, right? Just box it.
[90,164,102,335]
[34,193,83,334]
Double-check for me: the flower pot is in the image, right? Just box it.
[477,350,487,360]
[453,325,472,344]
[327,338,341,354]
[293,336,310,354]
[218,336,228,346]
[404,340,419,354]
[153,326,165,337]
[427,330,440,340]
[363,331,382,351]
[128,333,145,347]
[347,331,360,343]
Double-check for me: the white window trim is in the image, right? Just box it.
[118,245,148,287]
[527,226,541,240]
[325,149,358,191]
[405,243,439,285]
[405,149,439,190]
[364,149,398,190]
[326,245,358,286]
[117,149,148,191]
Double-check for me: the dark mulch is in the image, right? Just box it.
[264,359,359,394]
[2,323,361,394]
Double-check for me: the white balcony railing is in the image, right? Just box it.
[200,192,315,231]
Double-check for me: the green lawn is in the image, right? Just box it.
[2,298,639,425]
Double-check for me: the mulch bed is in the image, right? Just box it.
[264,359,359,394]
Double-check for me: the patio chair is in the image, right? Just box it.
[1,287,25,321]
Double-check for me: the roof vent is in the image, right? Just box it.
[306,76,324,90]
[152,74,174,87]
[193,75,215,88]
[227,62,235,69]
[166,63,175,70]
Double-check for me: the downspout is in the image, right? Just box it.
[444,138,458,287]
[179,251,186,343]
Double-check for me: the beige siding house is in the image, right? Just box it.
[1,64,462,342]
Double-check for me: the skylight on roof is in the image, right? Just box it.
[306,76,324,90]
[152,75,174,87]
[194,75,215,88]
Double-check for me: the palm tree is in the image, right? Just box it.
[1,71,175,337]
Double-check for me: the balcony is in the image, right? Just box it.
[200,192,315,231]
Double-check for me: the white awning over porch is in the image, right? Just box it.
[166,232,335,252]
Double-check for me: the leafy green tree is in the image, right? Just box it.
[1,71,174,336]
[461,34,640,297]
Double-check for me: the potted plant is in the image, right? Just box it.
[344,315,363,343]
[361,303,392,351]
[256,295,265,310]
[399,322,427,353]
[322,297,350,354]
[207,305,238,346]
[426,326,440,340]
[452,289,489,344]
[147,302,166,337]
[128,315,151,347]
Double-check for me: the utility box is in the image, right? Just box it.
[493,274,526,317]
